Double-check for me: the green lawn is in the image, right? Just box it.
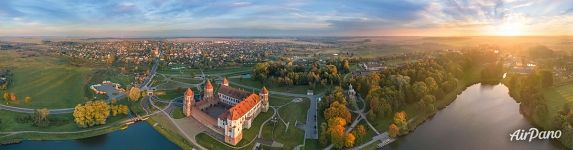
[0,51,96,109]
[170,108,185,119]
[258,98,310,149]
[541,84,573,128]
[170,77,203,84]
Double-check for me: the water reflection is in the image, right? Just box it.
[383,83,562,150]
[1,122,181,150]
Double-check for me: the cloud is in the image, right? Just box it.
[0,0,572,36]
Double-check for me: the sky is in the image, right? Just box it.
[0,0,572,37]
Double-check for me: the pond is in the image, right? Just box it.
[384,83,563,150]
[1,122,181,150]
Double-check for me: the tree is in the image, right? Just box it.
[324,101,352,123]
[34,108,50,127]
[128,87,141,102]
[420,95,436,112]
[393,111,408,130]
[344,133,356,148]
[424,77,438,94]
[356,125,367,137]
[9,92,17,102]
[73,100,111,128]
[319,122,329,146]
[330,124,345,149]
[388,124,400,138]
[412,82,428,100]
[3,92,9,101]
[24,96,31,104]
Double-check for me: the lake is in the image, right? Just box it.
[1,122,181,150]
[384,83,564,150]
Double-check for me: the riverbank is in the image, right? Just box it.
[402,65,483,134]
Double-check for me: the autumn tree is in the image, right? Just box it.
[326,117,347,149]
[73,100,111,128]
[33,108,50,127]
[356,125,367,139]
[324,101,352,123]
[388,123,400,138]
[393,111,408,131]
[24,96,31,104]
[344,133,356,148]
[128,87,141,102]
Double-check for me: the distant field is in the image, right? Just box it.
[0,51,93,108]
[543,84,573,127]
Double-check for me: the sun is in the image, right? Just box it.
[495,22,526,36]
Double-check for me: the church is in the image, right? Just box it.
[182,77,269,145]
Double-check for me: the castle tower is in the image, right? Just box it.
[260,86,269,112]
[348,84,356,101]
[222,77,229,86]
[204,80,214,98]
[183,88,194,117]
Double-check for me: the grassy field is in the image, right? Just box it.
[541,84,573,128]
[264,98,308,149]
[0,51,95,108]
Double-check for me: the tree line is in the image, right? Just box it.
[252,58,351,89]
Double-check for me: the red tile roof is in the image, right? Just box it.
[185,88,194,96]
[227,94,259,120]
[219,85,251,100]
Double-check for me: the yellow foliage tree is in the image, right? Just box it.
[128,87,141,102]
[393,111,408,130]
[345,133,356,148]
[73,100,110,128]
[24,96,31,104]
[388,123,400,138]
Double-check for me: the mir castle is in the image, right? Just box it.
[182,77,269,145]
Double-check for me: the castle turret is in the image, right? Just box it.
[183,88,194,117]
[204,80,214,99]
[260,86,269,112]
[222,77,229,86]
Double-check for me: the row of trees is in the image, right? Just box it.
[319,86,357,149]
[73,100,129,128]
[252,58,351,89]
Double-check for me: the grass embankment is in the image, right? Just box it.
[145,114,196,150]
[196,109,274,150]
[0,99,139,144]
[534,84,573,148]
[0,110,128,144]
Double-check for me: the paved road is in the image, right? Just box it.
[304,96,319,140]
